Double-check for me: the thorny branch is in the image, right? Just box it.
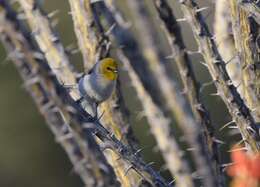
[152,1,223,186]
[0,1,170,186]
[128,0,216,186]
[118,51,194,187]
[0,2,119,187]
[67,1,140,186]
[1,0,260,186]
[229,0,260,123]
[178,0,260,152]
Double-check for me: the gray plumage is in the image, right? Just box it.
[78,60,116,117]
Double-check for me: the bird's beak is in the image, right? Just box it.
[113,70,118,73]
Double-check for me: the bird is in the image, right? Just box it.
[78,57,118,117]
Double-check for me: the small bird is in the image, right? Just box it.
[78,58,118,117]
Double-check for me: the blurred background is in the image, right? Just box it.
[0,0,239,186]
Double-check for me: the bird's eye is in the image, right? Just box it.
[107,67,113,71]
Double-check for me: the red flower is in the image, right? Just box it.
[227,146,260,187]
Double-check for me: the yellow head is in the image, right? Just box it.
[99,58,118,80]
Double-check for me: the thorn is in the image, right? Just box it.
[50,35,59,43]
[90,0,103,4]
[176,18,187,22]
[233,139,245,147]
[213,59,221,64]
[134,148,144,156]
[124,165,133,176]
[33,52,45,60]
[168,179,175,185]
[99,163,110,173]
[56,133,74,142]
[158,164,167,173]
[225,54,238,65]
[187,50,201,55]
[105,23,116,36]
[219,120,235,131]
[71,48,80,55]
[221,163,233,171]
[191,171,202,179]
[212,138,225,145]
[198,61,208,68]
[210,92,219,96]
[134,146,152,155]
[145,162,155,168]
[227,146,247,152]
[136,110,146,120]
[196,7,209,13]
[97,110,105,121]
[47,10,60,18]
[186,147,196,151]
[228,125,238,129]
[200,80,214,92]
[246,126,256,134]
[66,43,76,51]
[165,54,175,59]
[235,82,242,89]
